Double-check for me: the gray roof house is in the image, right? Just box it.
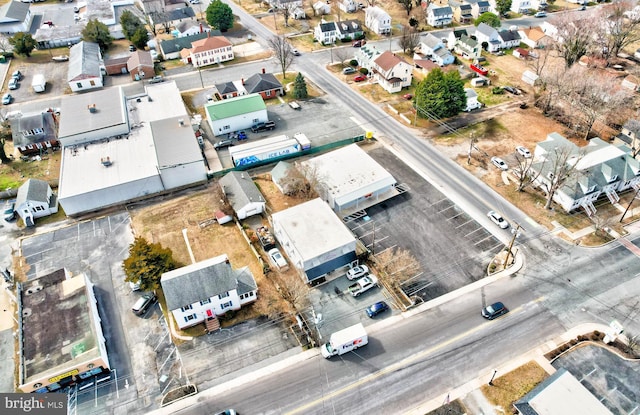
[150,6,196,29]
[0,1,32,33]
[531,132,640,215]
[335,19,363,40]
[161,254,258,330]
[498,29,522,49]
[475,22,502,52]
[427,4,453,27]
[454,34,481,60]
[420,34,454,66]
[242,72,284,99]
[15,179,58,227]
[219,171,266,219]
[614,119,640,150]
[158,32,216,60]
[67,41,105,93]
[314,21,338,45]
[10,111,57,147]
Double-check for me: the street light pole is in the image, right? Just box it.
[488,369,497,386]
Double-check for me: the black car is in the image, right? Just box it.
[366,301,389,318]
[503,86,520,95]
[481,302,509,320]
[250,121,276,133]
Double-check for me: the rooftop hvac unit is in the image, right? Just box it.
[101,156,112,167]
[87,104,97,113]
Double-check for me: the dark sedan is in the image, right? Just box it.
[366,301,389,318]
[481,302,509,320]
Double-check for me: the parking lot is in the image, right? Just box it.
[6,60,70,104]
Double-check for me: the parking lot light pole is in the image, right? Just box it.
[489,369,497,386]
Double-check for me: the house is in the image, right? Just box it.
[67,41,105,93]
[15,179,58,227]
[34,24,82,50]
[339,0,357,13]
[355,44,381,71]
[621,74,640,92]
[530,132,640,215]
[268,0,303,9]
[301,144,402,213]
[204,93,267,136]
[518,27,551,49]
[272,198,358,284]
[614,119,640,150]
[420,34,455,66]
[214,80,245,100]
[242,72,284,99]
[530,0,548,9]
[427,4,453,27]
[313,1,331,15]
[219,171,266,219]
[180,34,233,68]
[150,7,196,32]
[469,0,491,17]
[498,29,522,49]
[513,47,529,59]
[161,254,258,331]
[514,368,613,415]
[510,0,531,13]
[103,57,130,76]
[0,1,32,34]
[18,269,110,393]
[57,82,207,216]
[335,19,364,41]
[453,4,473,23]
[464,88,481,111]
[175,20,211,38]
[127,50,154,81]
[454,35,481,60]
[314,21,338,45]
[372,51,413,93]
[9,111,57,148]
[475,22,501,52]
[159,32,213,60]
[365,6,391,35]
[447,29,468,49]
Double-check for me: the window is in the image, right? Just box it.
[223,125,231,130]
[181,305,193,312]
[219,292,229,299]
[266,90,272,97]
[200,299,211,305]
[221,301,232,309]
[89,80,95,86]
[76,82,82,88]
[183,313,197,322]
[608,175,618,183]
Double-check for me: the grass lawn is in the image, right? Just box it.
[480,361,549,413]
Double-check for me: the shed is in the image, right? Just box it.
[219,171,266,219]
[513,47,529,59]
[270,160,294,194]
[522,69,540,86]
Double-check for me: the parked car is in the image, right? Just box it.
[129,45,136,52]
[354,75,367,82]
[251,121,276,133]
[516,146,532,158]
[3,199,16,221]
[503,86,520,95]
[8,78,18,90]
[74,14,81,21]
[231,130,247,140]
[491,156,508,171]
[487,210,509,229]
[129,281,141,291]
[132,293,157,316]
[352,40,366,47]
[289,101,301,110]
[534,11,546,17]
[366,301,389,318]
[579,5,586,10]
[189,0,200,3]
[2,93,12,105]
[482,302,509,320]
[12,70,22,81]
[213,139,234,149]
[52,55,69,62]
[214,410,236,415]
[149,75,164,84]
[291,48,301,56]
[268,248,288,270]
[342,67,356,75]
[403,93,413,100]
[346,264,369,281]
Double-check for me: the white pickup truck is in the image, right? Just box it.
[348,275,378,297]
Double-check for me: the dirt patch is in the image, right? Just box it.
[480,361,549,414]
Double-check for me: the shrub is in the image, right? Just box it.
[350,59,358,66]
[570,339,578,346]
[492,87,504,94]
[359,67,368,75]
[577,335,586,342]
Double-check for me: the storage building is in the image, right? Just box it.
[205,93,268,136]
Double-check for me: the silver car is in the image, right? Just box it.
[491,157,508,171]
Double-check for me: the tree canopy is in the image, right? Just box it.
[206,0,234,32]
[120,10,148,49]
[495,0,512,16]
[122,236,182,292]
[82,19,113,52]
[292,72,308,99]
[414,68,466,119]
[9,32,36,57]
[475,12,501,28]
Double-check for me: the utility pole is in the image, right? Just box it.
[504,222,523,267]
[467,133,477,165]
[620,186,640,223]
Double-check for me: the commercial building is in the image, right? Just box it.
[205,93,268,136]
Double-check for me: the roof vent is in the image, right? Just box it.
[87,104,97,113]
[101,156,112,167]
[179,119,185,126]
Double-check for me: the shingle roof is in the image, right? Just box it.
[429,4,452,15]
[215,81,237,95]
[337,19,362,34]
[219,171,265,213]
[476,22,498,37]
[318,21,337,32]
[159,32,212,54]
[499,29,521,42]
[67,41,102,82]
[126,50,153,72]
[16,179,50,208]
[422,33,443,50]
[176,20,210,34]
[459,34,478,48]
[189,35,232,54]
[374,50,408,72]
[243,72,283,95]
[156,7,195,24]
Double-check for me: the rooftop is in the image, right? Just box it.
[58,87,127,141]
[205,93,266,120]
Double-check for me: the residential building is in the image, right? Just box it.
[103,57,130,76]
[219,171,266,219]
[272,198,358,284]
[15,179,58,227]
[498,29,521,49]
[355,44,381,71]
[242,72,284,99]
[126,50,154,81]
[57,82,207,216]
[313,1,331,15]
[34,24,83,50]
[214,80,245,100]
[67,41,105,92]
[530,132,640,215]
[204,93,268,136]
[9,111,57,148]
[427,4,453,27]
[510,0,531,13]
[180,34,233,68]
[518,27,551,49]
[464,88,480,111]
[371,51,413,93]
[314,21,338,45]
[161,254,258,331]
[339,0,357,13]
[175,20,211,38]
[453,3,473,23]
[158,32,213,60]
[335,19,364,41]
[420,34,455,66]
[474,22,501,52]
[614,120,640,150]
[365,6,391,35]
[0,1,32,34]
[469,0,491,17]
[447,28,468,49]
[529,0,548,9]
[19,269,110,393]
[454,35,481,60]
[268,0,303,8]
[149,6,196,32]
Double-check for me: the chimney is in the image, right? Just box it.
[241,77,245,85]
[262,68,265,74]
[200,23,203,33]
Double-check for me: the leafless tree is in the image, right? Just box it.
[513,154,542,192]
[278,3,299,27]
[623,333,640,357]
[399,25,420,54]
[269,35,294,77]
[398,0,413,16]
[528,47,551,76]
[594,0,640,62]
[536,63,568,114]
[277,273,310,312]
[374,247,421,287]
[333,46,352,66]
[0,35,10,54]
[539,146,584,210]
[550,14,594,68]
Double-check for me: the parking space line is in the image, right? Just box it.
[473,234,495,246]
[455,219,474,229]
[446,212,464,221]
[436,204,456,215]
[429,197,450,208]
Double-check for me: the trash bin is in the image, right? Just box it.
[0,56,6,63]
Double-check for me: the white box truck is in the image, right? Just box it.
[32,74,46,93]
[321,323,368,358]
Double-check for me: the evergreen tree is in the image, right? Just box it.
[475,12,501,28]
[82,19,113,52]
[130,27,150,50]
[292,72,308,99]
[495,0,512,16]
[120,10,143,39]
[9,32,36,57]
[206,0,234,32]
[414,68,466,119]
[122,237,182,291]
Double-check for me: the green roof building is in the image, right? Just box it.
[205,93,268,136]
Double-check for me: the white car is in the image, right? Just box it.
[487,210,509,229]
[516,146,532,158]
[346,264,369,280]
[268,248,288,270]
[491,157,508,171]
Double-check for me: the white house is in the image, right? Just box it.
[454,34,481,60]
[365,6,391,35]
[313,1,331,15]
[180,34,233,68]
[518,27,551,49]
[420,34,454,66]
[15,179,58,227]
[339,0,357,13]
[161,254,258,331]
[0,1,32,34]
[531,132,640,214]
[204,93,268,136]
[372,51,413,93]
[314,21,338,45]
[67,41,104,93]
[498,29,521,49]
[219,171,266,220]
[464,88,481,111]
[427,4,453,27]
[474,22,501,52]
[335,19,364,41]
[272,198,358,284]
[175,20,211,38]
[510,0,531,13]
[469,0,491,18]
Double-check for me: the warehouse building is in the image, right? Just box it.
[272,198,357,284]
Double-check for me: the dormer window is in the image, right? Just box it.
[608,175,618,183]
